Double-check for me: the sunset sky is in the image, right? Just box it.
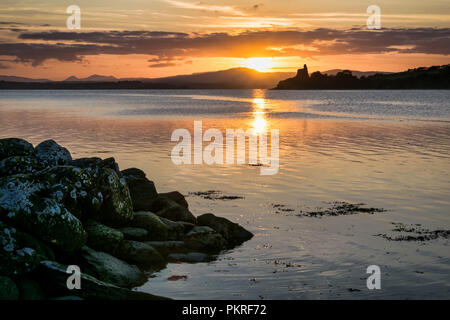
[0,0,449,79]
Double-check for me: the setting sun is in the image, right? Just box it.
[242,57,274,72]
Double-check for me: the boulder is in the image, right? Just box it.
[0,173,87,253]
[94,168,133,227]
[145,241,187,256]
[36,261,169,300]
[16,278,46,300]
[0,221,54,276]
[80,246,146,288]
[84,219,123,255]
[168,252,209,263]
[115,240,165,267]
[39,166,103,219]
[152,197,196,224]
[159,191,188,209]
[0,138,34,161]
[131,211,168,241]
[184,226,227,252]
[70,157,102,168]
[0,156,44,177]
[159,217,195,240]
[197,213,253,246]
[0,276,19,300]
[121,168,157,211]
[119,227,148,241]
[34,140,72,166]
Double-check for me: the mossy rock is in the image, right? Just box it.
[34,140,72,166]
[0,138,34,162]
[94,168,133,227]
[80,246,146,288]
[84,219,123,255]
[115,240,165,268]
[184,226,227,252]
[121,168,157,211]
[131,211,168,241]
[0,221,54,276]
[197,213,253,246]
[0,156,44,177]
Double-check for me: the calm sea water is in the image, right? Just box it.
[1,89,449,299]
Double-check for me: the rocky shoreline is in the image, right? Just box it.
[0,138,253,300]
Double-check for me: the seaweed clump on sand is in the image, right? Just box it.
[375,223,450,242]
[0,138,253,300]
[298,201,386,218]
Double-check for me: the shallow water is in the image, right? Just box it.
[1,89,449,299]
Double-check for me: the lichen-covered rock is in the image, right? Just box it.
[80,246,146,288]
[145,240,187,256]
[184,226,227,252]
[0,156,44,177]
[0,174,87,253]
[0,276,20,300]
[39,166,103,219]
[0,221,54,276]
[115,240,165,267]
[94,168,133,227]
[152,197,196,224]
[0,138,34,161]
[131,211,168,241]
[34,140,72,166]
[159,191,188,209]
[121,168,157,211]
[36,260,169,300]
[197,213,253,246]
[16,278,46,300]
[119,227,148,241]
[84,220,123,255]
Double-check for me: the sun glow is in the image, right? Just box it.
[242,57,274,72]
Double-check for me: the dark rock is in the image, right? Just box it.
[80,246,146,288]
[36,261,169,300]
[119,227,149,241]
[168,252,209,263]
[131,211,168,240]
[16,278,46,300]
[184,226,227,252]
[0,172,87,253]
[0,276,19,300]
[121,168,157,211]
[159,191,188,209]
[115,240,165,268]
[34,140,72,166]
[152,197,196,224]
[0,156,44,177]
[0,138,34,161]
[70,157,102,168]
[197,213,253,246]
[94,168,133,227]
[84,219,123,255]
[0,221,54,276]
[159,217,195,240]
[145,241,187,256]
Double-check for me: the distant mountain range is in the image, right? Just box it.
[0,68,294,89]
[2,65,444,89]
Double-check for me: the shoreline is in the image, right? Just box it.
[0,138,253,300]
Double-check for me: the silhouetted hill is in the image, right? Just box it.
[323,69,392,78]
[275,64,450,89]
[0,68,293,89]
